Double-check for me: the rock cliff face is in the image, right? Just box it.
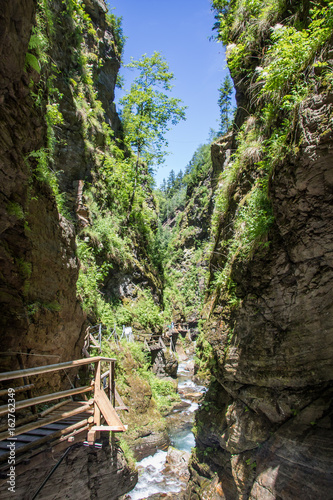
[186,3,333,498]
[0,1,139,497]
[0,440,137,499]
[0,0,127,384]
[0,0,161,381]
[0,0,86,380]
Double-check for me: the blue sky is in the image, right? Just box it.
[106,0,230,186]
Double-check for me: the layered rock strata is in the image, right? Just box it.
[0,439,137,499]
[187,23,333,500]
[0,0,86,381]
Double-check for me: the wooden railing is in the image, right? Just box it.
[134,333,166,352]
[0,356,127,449]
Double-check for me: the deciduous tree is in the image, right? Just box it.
[120,52,186,215]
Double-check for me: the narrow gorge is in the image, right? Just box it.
[0,0,332,499]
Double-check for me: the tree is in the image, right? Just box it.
[120,52,186,214]
[174,170,184,191]
[160,178,167,192]
[218,75,233,135]
[167,169,176,194]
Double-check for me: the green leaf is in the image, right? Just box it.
[25,52,41,74]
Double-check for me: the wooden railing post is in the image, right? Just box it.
[110,361,115,407]
[87,359,101,444]
[94,360,101,438]
[0,356,124,449]
[98,324,102,352]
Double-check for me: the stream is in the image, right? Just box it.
[125,350,205,499]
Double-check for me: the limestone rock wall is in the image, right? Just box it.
[0,0,85,380]
[0,440,137,499]
[0,0,122,385]
[187,31,333,500]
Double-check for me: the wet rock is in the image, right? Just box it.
[145,494,186,500]
[176,345,189,362]
[165,446,190,480]
[170,400,192,412]
[166,408,193,435]
[0,440,137,500]
[152,350,178,378]
[133,431,170,461]
[166,446,190,466]
[178,390,202,401]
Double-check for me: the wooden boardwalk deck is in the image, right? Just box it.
[0,401,92,463]
[0,357,128,468]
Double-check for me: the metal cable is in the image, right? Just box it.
[30,445,76,500]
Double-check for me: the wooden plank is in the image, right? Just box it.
[89,334,100,349]
[87,429,96,445]
[94,387,126,431]
[110,361,115,407]
[0,386,92,416]
[91,425,127,432]
[0,403,92,441]
[0,442,11,449]
[115,388,128,411]
[42,423,68,431]
[94,360,101,440]
[13,434,42,443]
[0,419,89,463]
[0,356,116,382]
[0,413,38,434]
[59,424,89,443]
[24,429,54,437]
[40,399,72,417]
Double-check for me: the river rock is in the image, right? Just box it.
[178,390,202,401]
[133,430,170,461]
[166,406,194,435]
[141,493,186,500]
[152,350,179,378]
[171,400,192,412]
[166,446,190,475]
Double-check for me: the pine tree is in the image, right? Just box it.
[167,169,176,195]
[218,75,233,135]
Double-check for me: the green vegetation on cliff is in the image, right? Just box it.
[25,0,188,334]
[97,339,179,457]
[206,0,333,306]
[187,2,333,496]
[154,140,214,323]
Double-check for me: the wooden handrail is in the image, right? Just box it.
[0,383,34,397]
[0,356,116,382]
[0,385,93,416]
[0,403,93,442]
[0,356,126,448]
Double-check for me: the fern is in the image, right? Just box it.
[25,53,41,73]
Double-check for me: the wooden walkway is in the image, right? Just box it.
[135,333,166,352]
[0,357,128,468]
[81,322,191,355]
[0,401,92,462]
